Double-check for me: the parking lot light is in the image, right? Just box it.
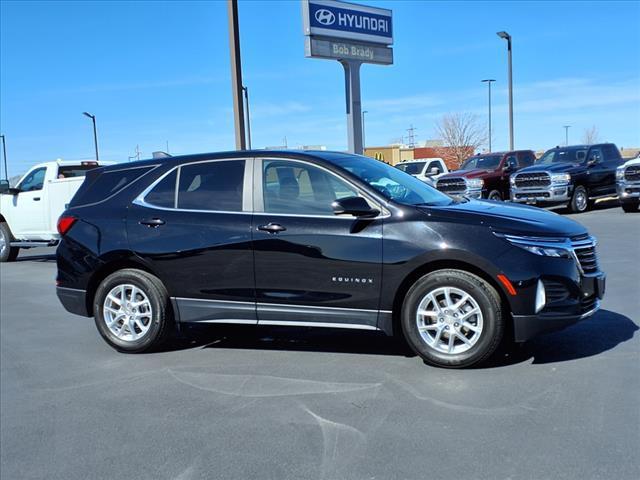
[82,112,99,161]
[496,31,514,150]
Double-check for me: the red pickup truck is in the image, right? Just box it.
[435,150,536,200]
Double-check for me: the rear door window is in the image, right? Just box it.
[144,170,177,208]
[177,160,245,211]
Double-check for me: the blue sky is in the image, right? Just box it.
[1,0,639,176]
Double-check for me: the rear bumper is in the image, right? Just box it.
[56,287,90,317]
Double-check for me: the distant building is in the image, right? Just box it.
[364,144,472,169]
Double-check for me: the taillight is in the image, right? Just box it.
[57,216,77,235]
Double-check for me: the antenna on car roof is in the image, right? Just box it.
[152,151,172,159]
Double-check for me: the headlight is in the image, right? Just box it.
[493,232,571,258]
[550,173,571,184]
[466,178,484,189]
[616,167,625,180]
[509,175,516,185]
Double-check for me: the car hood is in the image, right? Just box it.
[439,168,493,179]
[517,162,582,174]
[423,199,586,237]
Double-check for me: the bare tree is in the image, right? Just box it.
[435,112,488,165]
[582,125,600,145]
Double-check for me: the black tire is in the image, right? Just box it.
[621,199,639,213]
[93,268,174,353]
[569,185,589,213]
[0,222,19,262]
[401,269,504,368]
[487,190,502,201]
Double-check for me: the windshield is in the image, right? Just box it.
[396,162,426,175]
[536,147,588,165]
[461,155,502,170]
[321,153,453,206]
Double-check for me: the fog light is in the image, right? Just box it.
[535,280,546,313]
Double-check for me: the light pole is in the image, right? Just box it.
[242,86,252,149]
[227,0,246,150]
[481,79,495,152]
[0,135,7,180]
[362,110,368,149]
[563,125,571,146]
[82,112,99,161]
[497,31,514,150]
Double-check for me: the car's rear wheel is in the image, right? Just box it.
[488,190,502,201]
[570,185,589,213]
[0,222,19,262]
[621,199,639,213]
[93,269,173,352]
[401,269,504,368]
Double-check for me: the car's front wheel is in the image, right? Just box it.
[488,190,502,201]
[570,185,589,213]
[401,269,504,368]
[93,269,174,352]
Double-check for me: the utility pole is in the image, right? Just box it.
[481,79,496,152]
[227,0,246,150]
[242,86,252,149]
[0,135,7,180]
[563,125,571,146]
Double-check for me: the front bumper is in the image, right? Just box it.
[56,286,90,317]
[511,183,571,204]
[512,273,605,342]
[617,181,640,199]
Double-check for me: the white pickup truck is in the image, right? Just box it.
[0,160,108,261]
[395,158,449,185]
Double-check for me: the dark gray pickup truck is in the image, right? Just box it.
[510,143,624,213]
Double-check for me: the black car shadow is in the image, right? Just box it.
[162,309,637,366]
[166,323,416,357]
[484,309,638,367]
[15,253,56,262]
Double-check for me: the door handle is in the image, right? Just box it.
[33,197,41,201]
[140,218,166,227]
[257,223,286,233]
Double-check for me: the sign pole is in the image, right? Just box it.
[341,60,363,155]
[227,0,246,150]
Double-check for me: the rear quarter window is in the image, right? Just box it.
[71,165,155,207]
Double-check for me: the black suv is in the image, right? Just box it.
[56,151,605,368]
[510,143,623,213]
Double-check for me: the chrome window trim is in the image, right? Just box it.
[134,158,252,214]
[255,157,390,219]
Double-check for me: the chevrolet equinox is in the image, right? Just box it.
[55,151,605,368]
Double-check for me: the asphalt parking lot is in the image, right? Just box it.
[1,203,639,480]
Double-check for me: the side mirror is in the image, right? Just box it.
[0,180,9,194]
[429,167,440,175]
[587,157,598,166]
[331,196,380,218]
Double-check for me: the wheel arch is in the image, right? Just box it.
[390,259,513,339]
[85,256,163,317]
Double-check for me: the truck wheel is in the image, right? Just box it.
[0,222,19,262]
[621,199,639,213]
[401,269,504,368]
[570,186,589,213]
[488,190,502,201]
[93,269,174,353]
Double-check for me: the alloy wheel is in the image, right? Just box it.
[415,286,484,354]
[103,284,153,342]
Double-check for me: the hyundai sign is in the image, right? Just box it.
[302,0,393,46]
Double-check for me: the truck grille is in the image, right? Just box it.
[624,165,640,182]
[514,172,551,188]
[436,177,466,194]
[571,234,599,274]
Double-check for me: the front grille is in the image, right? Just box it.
[624,165,640,182]
[437,177,466,194]
[543,280,570,303]
[515,172,551,188]
[571,234,599,274]
[580,296,598,314]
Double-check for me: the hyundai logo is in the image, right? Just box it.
[315,9,335,26]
